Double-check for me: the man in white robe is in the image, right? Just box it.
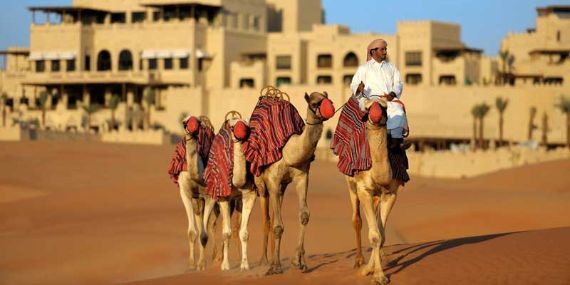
[350,38,410,150]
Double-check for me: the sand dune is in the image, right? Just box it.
[0,141,569,284]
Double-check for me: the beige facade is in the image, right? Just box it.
[0,1,569,147]
[501,6,570,86]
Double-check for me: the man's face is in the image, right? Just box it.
[371,41,388,62]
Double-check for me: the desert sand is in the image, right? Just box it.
[1,141,569,285]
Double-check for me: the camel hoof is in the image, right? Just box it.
[221,262,231,271]
[360,265,374,276]
[240,261,250,271]
[196,263,206,271]
[265,265,284,275]
[291,259,308,272]
[186,264,196,272]
[372,276,390,285]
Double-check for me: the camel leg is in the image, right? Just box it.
[179,181,197,270]
[357,188,389,285]
[232,198,243,256]
[348,180,365,268]
[258,184,271,266]
[192,197,206,271]
[219,199,232,271]
[201,196,216,264]
[291,173,310,272]
[239,190,257,270]
[206,203,222,263]
[379,185,399,262]
[266,182,285,275]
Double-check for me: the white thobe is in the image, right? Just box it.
[350,59,406,131]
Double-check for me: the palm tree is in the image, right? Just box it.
[470,105,479,149]
[495,97,509,146]
[143,87,155,129]
[556,96,570,148]
[541,112,549,147]
[528,107,537,141]
[82,104,98,132]
[38,91,50,128]
[1,92,7,127]
[473,103,491,149]
[499,50,509,85]
[109,94,120,130]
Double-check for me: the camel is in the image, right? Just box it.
[176,115,220,271]
[256,91,335,275]
[202,111,256,271]
[345,95,404,285]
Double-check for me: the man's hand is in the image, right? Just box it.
[383,92,395,101]
[356,81,365,95]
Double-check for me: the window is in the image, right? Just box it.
[118,50,133,71]
[36,60,45,72]
[51,60,60,72]
[179,57,189,69]
[66,59,76,71]
[406,73,422,85]
[239,78,255,88]
[343,74,353,86]
[111,13,126,24]
[276,55,291,70]
[343,52,358,67]
[164,58,173,70]
[132,12,146,23]
[149,59,157,70]
[97,50,112,71]
[84,55,91,71]
[439,75,456,86]
[557,31,561,42]
[252,16,260,31]
[317,75,332,84]
[317,54,333,68]
[153,11,161,22]
[276,77,291,87]
[405,51,422,66]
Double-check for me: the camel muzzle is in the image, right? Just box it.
[319,98,335,120]
[233,121,250,141]
[186,116,200,135]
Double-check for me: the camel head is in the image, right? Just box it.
[365,99,388,128]
[304,91,335,123]
[225,111,250,142]
[182,115,213,139]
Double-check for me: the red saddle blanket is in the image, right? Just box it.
[243,97,305,177]
[167,123,215,185]
[330,97,371,176]
[331,97,410,183]
[204,122,234,199]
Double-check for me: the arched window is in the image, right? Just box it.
[343,52,359,67]
[118,50,133,71]
[317,54,332,68]
[97,50,112,71]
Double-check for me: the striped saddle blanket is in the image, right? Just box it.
[204,122,234,199]
[167,123,215,185]
[331,96,410,183]
[243,97,305,177]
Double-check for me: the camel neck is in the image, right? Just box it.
[185,136,201,182]
[299,121,323,158]
[232,140,247,188]
[367,125,390,169]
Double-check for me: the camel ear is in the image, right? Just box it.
[323,91,328,98]
[304,92,310,103]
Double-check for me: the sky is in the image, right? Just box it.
[0,0,568,56]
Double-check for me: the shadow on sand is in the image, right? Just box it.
[383,232,512,277]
